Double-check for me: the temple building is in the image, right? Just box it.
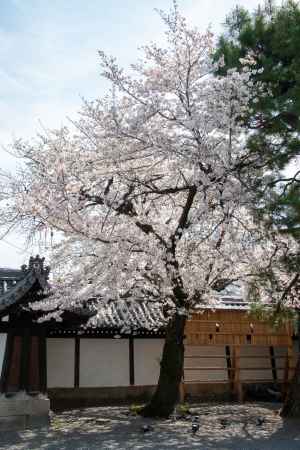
[0,257,296,428]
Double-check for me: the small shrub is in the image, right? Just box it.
[129,404,144,415]
[177,403,191,416]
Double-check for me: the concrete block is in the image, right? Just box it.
[0,393,50,430]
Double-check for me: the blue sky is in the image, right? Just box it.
[0,0,268,267]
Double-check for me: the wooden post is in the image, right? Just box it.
[39,331,47,394]
[6,335,22,392]
[233,345,243,402]
[283,344,293,398]
[129,337,135,386]
[20,329,30,391]
[179,380,185,403]
[225,345,232,381]
[1,329,49,395]
[74,336,80,388]
[269,346,277,381]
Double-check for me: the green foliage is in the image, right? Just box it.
[176,403,191,416]
[215,0,300,279]
[250,301,297,330]
[215,4,300,411]
[263,183,300,238]
[215,0,300,174]
[129,404,144,415]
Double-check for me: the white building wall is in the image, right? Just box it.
[47,338,75,388]
[0,334,7,375]
[134,339,164,386]
[80,339,130,387]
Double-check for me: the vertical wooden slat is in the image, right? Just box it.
[269,346,277,381]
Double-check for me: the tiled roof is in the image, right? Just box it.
[85,294,248,332]
[0,257,50,315]
[87,300,167,332]
[0,267,23,280]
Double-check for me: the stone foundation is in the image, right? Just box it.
[48,382,284,411]
[0,392,50,431]
[48,384,232,410]
[48,385,156,410]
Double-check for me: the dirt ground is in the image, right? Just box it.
[0,402,300,450]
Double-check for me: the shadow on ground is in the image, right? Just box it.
[0,402,300,450]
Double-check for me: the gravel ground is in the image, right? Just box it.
[0,402,300,450]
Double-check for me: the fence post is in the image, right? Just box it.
[233,345,243,402]
[283,344,293,398]
[179,379,185,403]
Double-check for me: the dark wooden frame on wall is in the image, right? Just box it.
[46,328,165,338]
[74,336,80,388]
[129,337,135,386]
[0,316,165,392]
[44,333,164,389]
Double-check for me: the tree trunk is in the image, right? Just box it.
[141,311,187,418]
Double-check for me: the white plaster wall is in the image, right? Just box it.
[47,338,75,388]
[184,346,228,382]
[134,339,164,386]
[80,339,130,387]
[0,334,7,375]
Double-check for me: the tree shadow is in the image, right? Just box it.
[0,403,299,450]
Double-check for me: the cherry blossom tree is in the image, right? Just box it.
[0,3,273,416]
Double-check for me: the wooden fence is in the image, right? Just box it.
[181,310,296,401]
